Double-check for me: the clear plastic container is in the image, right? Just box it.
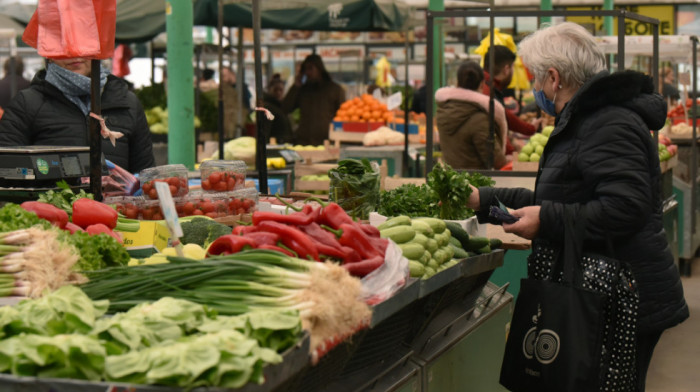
[139,164,189,200]
[139,199,163,221]
[200,160,247,192]
[227,187,259,216]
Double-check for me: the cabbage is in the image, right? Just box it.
[210,137,256,168]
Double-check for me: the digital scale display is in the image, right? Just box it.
[60,156,83,177]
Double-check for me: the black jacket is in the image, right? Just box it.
[477,71,689,334]
[262,93,293,144]
[0,70,155,173]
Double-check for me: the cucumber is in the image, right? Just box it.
[412,233,429,248]
[377,215,412,231]
[443,244,454,260]
[415,217,446,234]
[476,244,492,254]
[465,236,490,251]
[445,221,470,249]
[489,238,503,249]
[423,266,437,279]
[398,243,426,260]
[449,236,462,248]
[380,226,416,244]
[411,220,434,237]
[408,260,425,277]
[451,244,469,259]
[433,248,449,265]
[427,258,439,271]
[425,238,439,254]
[434,231,450,247]
[420,250,431,264]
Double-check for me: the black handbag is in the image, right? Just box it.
[499,206,639,392]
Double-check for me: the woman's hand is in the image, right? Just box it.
[502,206,540,240]
[467,185,480,210]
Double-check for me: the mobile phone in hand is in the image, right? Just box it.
[489,197,519,224]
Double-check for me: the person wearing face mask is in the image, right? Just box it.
[282,54,345,146]
[466,22,687,391]
[0,57,155,173]
[262,74,293,144]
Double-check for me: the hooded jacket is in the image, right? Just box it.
[0,70,155,173]
[477,70,689,334]
[435,87,508,170]
[283,79,345,146]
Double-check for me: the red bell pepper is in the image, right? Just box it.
[342,246,360,263]
[243,232,280,247]
[316,242,352,262]
[72,198,118,229]
[65,222,84,234]
[342,255,384,277]
[85,223,122,243]
[232,225,258,235]
[318,202,354,229]
[20,201,69,229]
[207,234,256,256]
[252,211,312,226]
[299,223,343,249]
[257,220,319,260]
[329,223,383,260]
[359,223,380,238]
[258,244,295,257]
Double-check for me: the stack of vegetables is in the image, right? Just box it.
[328,159,381,220]
[80,250,372,361]
[0,285,301,389]
[208,198,389,278]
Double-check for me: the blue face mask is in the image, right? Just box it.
[533,88,557,117]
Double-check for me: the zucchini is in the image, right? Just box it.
[443,244,454,259]
[377,215,412,231]
[451,244,469,259]
[465,236,490,251]
[445,221,470,249]
[411,220,434,237]
[380,226,416,244]
[423,266,436,279]
[408,260,425,277]
[420,250,431,264]
[489,238,503,249]
[412,233,429,248]
[427,258,439,271]
[398,243,425,260]
[434,231,451,247]
[433,248,450,265]
[449,236,462,248]
[476,244,492,254]
[425,238,439,254]
[415,217,446,234]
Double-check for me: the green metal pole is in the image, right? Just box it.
[603,0,614,35]
[540,0,552,26]
[206,27,214,44]
[428,0,444,93]
[165,0,195,169]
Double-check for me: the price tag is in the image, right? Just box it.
[372,87,383,100]
[154,181,184,257]
[387,92,402,110]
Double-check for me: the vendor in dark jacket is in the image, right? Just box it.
[0,57,155,173]
[467,23,688,391]
[283,54,345,146]
[262,74,293,144]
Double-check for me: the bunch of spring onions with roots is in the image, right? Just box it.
[0,227,85,298]
[81,249,371,353]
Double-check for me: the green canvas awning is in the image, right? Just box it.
[193,0,411,31]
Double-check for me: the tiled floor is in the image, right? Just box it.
[646,259,699,392]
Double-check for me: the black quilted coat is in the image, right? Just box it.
[477,70,689,334]
[0,70,155,173]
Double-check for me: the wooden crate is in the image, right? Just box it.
[328,126,422,146]
[293,160,389,192]
[511,152,540,172]
[294,140,341,163]
[660,154,678,173]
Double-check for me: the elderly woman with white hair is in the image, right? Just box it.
[467,22,688,391]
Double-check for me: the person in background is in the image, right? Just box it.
[0,56,31,109]
[221,66,252,111]
[482,45,542,153]
[198,68,218,93]
[660,66,680,106]
[0,57,155,173]
[410,84,427,114]
[468,22,688,391]
[283,54,345,146]
[435,60,508,170]
[262,74,293,144]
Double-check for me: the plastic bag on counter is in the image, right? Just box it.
[360,240,409,306]
[102,160,140,197]
[328,159,380,220]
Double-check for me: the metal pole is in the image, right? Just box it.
[217,0,225,160]
[692,38,697,237]
[237,27,245,136]
[150,41,156,85]
[617,12,626,71]
[487,10,495,169]
[165,0,195,168]
[253,0,268,194]
[195,46,202,147]
[426,13,434,175]
[89,60,102,201]
[403,34,410,177]
[540,0,552,26]
[603,0,614,35]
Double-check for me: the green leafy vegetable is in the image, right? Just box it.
[328,158,381,220]
[0,203,51,232]
[378,184,438,218]
[181,217,233,248]
[65,231,130,271]
[37,180,93,215]
[427,163,474,220]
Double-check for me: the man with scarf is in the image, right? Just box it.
[0,57,154,173]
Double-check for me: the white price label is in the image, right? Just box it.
[154,181,184,256]
[387,92,402,110]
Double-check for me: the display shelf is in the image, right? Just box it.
[294,141,341,164]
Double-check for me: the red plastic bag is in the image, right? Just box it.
[23,0,116,60]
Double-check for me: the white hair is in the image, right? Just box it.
[519,22,606,89]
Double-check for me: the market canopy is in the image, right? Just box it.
[193,0,412,31]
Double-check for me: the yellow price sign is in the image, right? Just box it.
[566,6,674,36]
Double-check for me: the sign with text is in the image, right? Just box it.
[566,5,674,36]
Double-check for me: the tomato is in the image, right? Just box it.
[205,212,219,219]
[167,177,180,187]
[202,179,211,191]
[153,212,164,220]
[183,202,195,215]
[229,199,241,212]
[141,208,154,220]
[208,172,222,185]
[169,185,178,195]
[148,188,158,199]
[180,177,188,188]
[142,181,152,194]
[192,209,204,216]
[214,181,227,192]
[200,201,216,213]
[125,206,139,219]
[243,199,255,210]
[236,207,246,215]
[226,176,236,190]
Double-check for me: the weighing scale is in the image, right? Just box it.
[0,146,100,203]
